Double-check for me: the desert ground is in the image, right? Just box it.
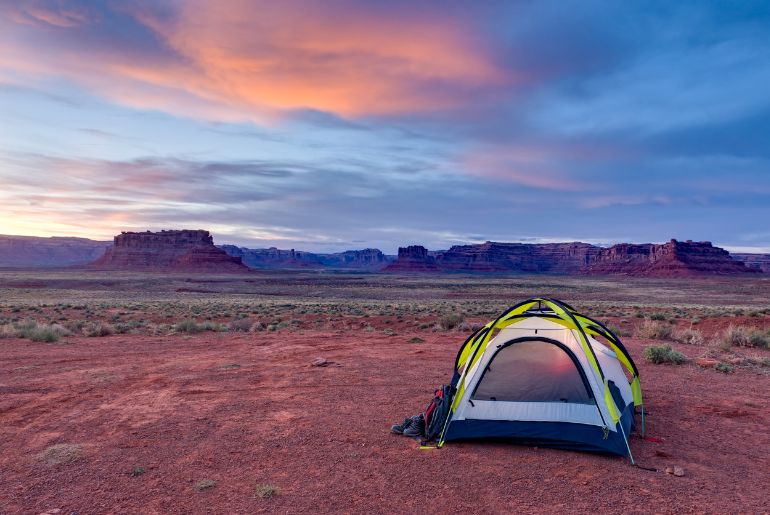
[1,270,769,514]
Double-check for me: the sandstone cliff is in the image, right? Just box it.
[435,241,601,273]
[91,230,247,272]
[584,240,758,277]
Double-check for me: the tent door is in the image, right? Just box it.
[470,337,594,404]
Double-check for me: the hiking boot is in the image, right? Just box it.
[390,417,413,435]
[402,414,425,437]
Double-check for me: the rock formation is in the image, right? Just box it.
[384,239,756,277]
[435,241,601,273]
[732,253,770,273]
[584,240,758,277]
[383,245,439,272]
[219,246,389,269]
[91,230,247,272]
[0,235,110,268]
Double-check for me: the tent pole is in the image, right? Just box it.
[640,406,646,437]
[619,423,635,465]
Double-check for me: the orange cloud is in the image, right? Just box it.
[1,1,513,120]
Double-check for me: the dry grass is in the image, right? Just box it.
[674,328,704,345]
[719,325,770,349]
[39,444,83,465]
[636,319,674,340]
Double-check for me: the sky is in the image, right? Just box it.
[1,0,770,253]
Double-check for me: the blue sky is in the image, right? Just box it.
[1,0,769,252]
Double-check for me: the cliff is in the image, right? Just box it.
[0,235,110,268]
[730,253,770,274]
[219,246,390,269]
[435,241,601,273]
[585,240,758,277]
[91,230,247,272]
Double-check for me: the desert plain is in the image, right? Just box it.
[1,270,769,514]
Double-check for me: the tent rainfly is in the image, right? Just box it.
[436,297,643,462]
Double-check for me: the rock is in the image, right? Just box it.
[383,245,439,272]
[91,230,248,272]
[584,240,758,277]
[436,241,601,273]
[311,357,328,367]
[0,234,110,267]
[665,466,685,477]
[696,358,720,369]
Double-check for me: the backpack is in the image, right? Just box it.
[423,384,455,442]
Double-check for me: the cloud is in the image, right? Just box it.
[0,0,514,121]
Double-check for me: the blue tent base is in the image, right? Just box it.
[443,405,635,457]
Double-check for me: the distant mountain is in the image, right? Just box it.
[0,234,110,268]
[732,253,770,273]
[385,239,760,277]
[91,230,248,272]
[1,231,765,276]
[219,245,391,270]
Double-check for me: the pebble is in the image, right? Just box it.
[311,357,328,367]
[665,466,685,477]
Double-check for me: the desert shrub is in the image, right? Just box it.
[408,336,425,343]
[438,313,464,331]
[228,318,254,332]
[249,321,267,332]
[718,325,768,348]
[82,322,115,337]
[643,345,686,365]
[650,313,666,321]
[200,321,227,332]
[715,362,734,373]
[674,328,704,346]
[12,321,69,342]
[28,325,64,342]
[174,320,204,333]
[255,483,279,498]
[636,320,673,340]
[130,466,146,477]
[748,330,770,349]
[383,328,397,336]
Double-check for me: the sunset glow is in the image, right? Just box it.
[2,1,769,251]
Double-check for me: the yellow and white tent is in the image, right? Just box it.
[438,298,642,461]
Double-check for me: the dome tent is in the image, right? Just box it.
[435,298,643,462]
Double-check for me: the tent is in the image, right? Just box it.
[436,297,643,461]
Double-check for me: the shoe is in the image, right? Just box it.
[390,417,413,434]
[403,414,425,437]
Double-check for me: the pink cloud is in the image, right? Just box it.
[1,0,516,120]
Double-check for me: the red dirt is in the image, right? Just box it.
[1,332,769,514]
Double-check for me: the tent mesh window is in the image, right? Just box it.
[471,340,593,403]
